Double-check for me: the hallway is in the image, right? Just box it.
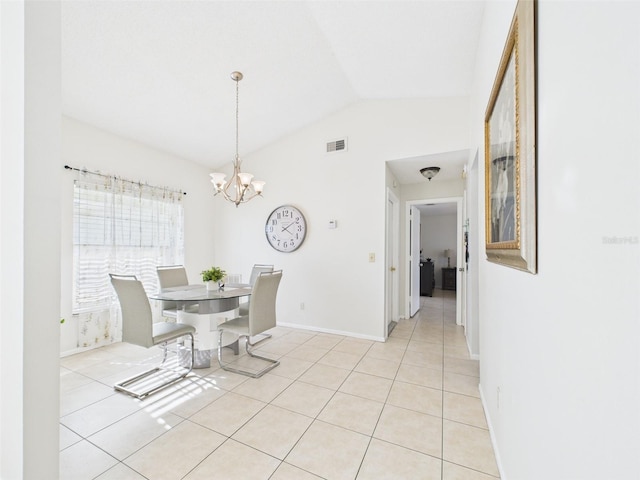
[60,289,499,479]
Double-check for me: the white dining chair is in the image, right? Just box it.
[156,265,197,318]
[216,270,282,378]
[239,264,274,316]
[248,264,275,287]
[239,264,274,343]
[110,274,196,398]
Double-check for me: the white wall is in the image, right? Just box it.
[0,2,26,477]
[213,98,469,340]
[472,1,640,478]
[1,2,62,478]
[23,4,62,476]
[421,213,457,289]
[60,117,218,353]
[59,100,470,354]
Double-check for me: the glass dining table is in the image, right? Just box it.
[149,284,252,368]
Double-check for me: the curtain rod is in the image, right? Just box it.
[64,165,186,195]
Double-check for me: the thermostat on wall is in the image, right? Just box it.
[328,220,337,229]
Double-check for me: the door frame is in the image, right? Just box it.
[461,190,468,330]
[385,188,400,338]
[404,196,464,325]
[409,205,421,317]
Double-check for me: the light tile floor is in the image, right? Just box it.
[60,289,500,479]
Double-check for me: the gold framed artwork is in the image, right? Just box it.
[484,0,537,273]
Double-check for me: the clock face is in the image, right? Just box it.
[265,205,307,252]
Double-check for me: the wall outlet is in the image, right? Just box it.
[300,302,305,310]
[369,252,375,262]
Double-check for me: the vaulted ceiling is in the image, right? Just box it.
[62,1,485,183]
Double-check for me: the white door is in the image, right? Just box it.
[460,193,467,329]
[455,199,464,326]
[386,189,400,335]
[465,155,480,355]
[409,206,421,317]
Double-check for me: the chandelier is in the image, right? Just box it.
[210,71,265,206]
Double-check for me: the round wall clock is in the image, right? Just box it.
[265,205,307,252]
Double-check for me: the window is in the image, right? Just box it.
[72,175,184,347]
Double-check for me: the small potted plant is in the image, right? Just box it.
[201,266,226,291]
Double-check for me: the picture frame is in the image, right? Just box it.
[484,0,537,273]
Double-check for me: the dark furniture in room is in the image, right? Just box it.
[420,261,434,297]
[442,267,457,291]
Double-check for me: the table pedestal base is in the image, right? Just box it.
[177,309,240,369]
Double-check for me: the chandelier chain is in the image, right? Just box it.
[235,76,239,160]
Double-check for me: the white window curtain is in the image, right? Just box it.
[73,174,184,348]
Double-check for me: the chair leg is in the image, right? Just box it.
[216,329,279,378]
[247,333,272,346]
[114,333,195,399]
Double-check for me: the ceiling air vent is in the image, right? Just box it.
[326,137,347,153]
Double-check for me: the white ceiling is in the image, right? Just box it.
[61,1,485,183]
[387,148,469,185]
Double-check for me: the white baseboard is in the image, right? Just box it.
[479,383,507,480]
[276,322,385,343]
[60,344,98,358]
[464,332,480,360]
[61,323,385,358]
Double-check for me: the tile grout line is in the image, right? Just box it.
[352,308,417,480]
[61,301,496,480]
[438,291,447,480]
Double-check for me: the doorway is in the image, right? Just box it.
[405,197,463,325]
